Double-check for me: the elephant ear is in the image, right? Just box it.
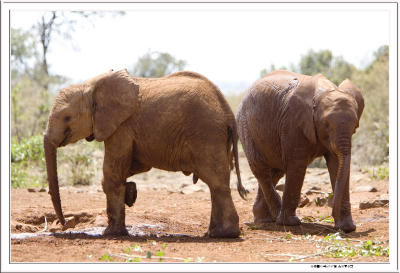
[286,75,319,144]
[338,79,365,120]
[92,69,139,141]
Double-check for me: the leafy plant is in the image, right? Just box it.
[100,254,113,262]
[69,153,93,186]
[11,134,47,188]
[368,165,389,181]
[323,233,389,258]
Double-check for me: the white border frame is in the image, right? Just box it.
[1,2,398,272]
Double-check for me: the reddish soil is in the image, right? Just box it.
[10,157,389,263]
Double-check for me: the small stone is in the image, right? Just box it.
[27,188,37,192]
[313,196,328,207]
[354,186,378,192]
[275,183,285,192]
[298,194,309,208]
[310,186,321,191]
[39,188,46,192]
[61,216,76,231]
[359,199,389,209]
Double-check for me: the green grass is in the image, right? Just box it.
[367,165,389,181]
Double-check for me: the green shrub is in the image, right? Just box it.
[11,135,46,188]
[69,152,94,186]
[368,165,389,181]
[11,134,44,164]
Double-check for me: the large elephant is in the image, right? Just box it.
[236,70,364,233]
[44,69,248,238]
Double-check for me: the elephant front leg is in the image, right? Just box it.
[103,179,128,236]
[276,165,307,226]
[102,128,134,236]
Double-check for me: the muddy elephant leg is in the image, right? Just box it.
[199,163,240,238]
[325,153,355,232]
[207,183,240,238]
[276,165,307,226]
[103,178,128,235]
[252,168,284,223]
[102,128,134,236]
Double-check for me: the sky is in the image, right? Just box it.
[11,3,390,94]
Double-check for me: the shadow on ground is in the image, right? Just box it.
[244,222,376,237]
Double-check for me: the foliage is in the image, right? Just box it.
[11,28,37,72]
[132,51,187,78]
[323,233,389,258]
[57,141,102,187]
[296,50,356,85]
[11,135,46,188]
[351,45,389,165]
[367,165,389,181]
[101,242,196,262]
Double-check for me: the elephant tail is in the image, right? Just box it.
[229,125,248,200]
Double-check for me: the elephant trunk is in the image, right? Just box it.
[44,135,65,225]
[331,135,351,220]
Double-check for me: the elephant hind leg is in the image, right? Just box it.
[197,154,240,238]
[252,167,284,222]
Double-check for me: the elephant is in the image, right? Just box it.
[44,69,248,238]
[236,70,364,233]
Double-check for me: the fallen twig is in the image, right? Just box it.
[38,216,47,233]
[109,252,189,262]
[264,250,329,261]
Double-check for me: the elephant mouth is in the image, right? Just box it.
[59,135,70,147]
[85,134,95,142]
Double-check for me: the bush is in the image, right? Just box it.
[11,134,44,164]
[11,134,46,188]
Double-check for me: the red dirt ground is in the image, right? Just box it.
[10,156,389,263]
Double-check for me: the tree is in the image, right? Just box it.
[297,49,356,85]
[351,45,389,165]
[35,11,122,90]
[11,12,125,140]
[11,28,36,73]
[132,51,187,78]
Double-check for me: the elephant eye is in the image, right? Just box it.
[64,115,71,122]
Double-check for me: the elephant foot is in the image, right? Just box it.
[103,225,129,236]
[125,181,137,207]
[276,212,301,226]
[206,224,240,238]
[334,215,356,233]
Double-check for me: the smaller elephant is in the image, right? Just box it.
[236,70,364,233]
[44,69,248,238]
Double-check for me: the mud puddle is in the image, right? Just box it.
[10,224,191,240]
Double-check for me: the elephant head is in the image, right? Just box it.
[44,69,139,225]
[311,76,364,229]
